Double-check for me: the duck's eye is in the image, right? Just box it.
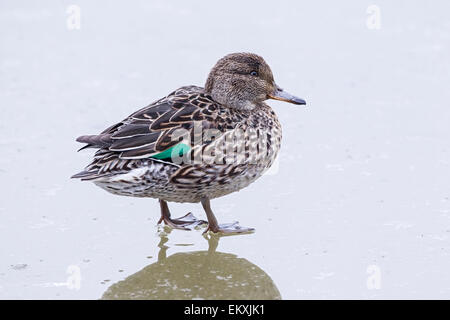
[250,71,258,76]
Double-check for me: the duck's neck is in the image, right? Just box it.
[204,87,257,111]
[205,74,257,111]
[218,97,257,111]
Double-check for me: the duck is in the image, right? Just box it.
[72,52,306,234]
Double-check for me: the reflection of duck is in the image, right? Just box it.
[101,234,281,300]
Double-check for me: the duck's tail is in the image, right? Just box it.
[71,170,99,180]
[72,135,115,180]
[76,134,113,151]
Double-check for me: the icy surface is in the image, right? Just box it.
[0,0,449,299]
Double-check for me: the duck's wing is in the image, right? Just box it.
[72,86,234,180]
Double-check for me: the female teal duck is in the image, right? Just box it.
[72,53,306,234]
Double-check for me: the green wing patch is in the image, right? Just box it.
[151,143,191,160]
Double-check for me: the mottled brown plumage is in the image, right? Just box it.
[72,53,306,234]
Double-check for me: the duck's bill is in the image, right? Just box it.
[268,87,306,105]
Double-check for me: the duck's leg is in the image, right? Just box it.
[201,197,255,235]
[157,199,207,230]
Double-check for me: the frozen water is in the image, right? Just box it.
[0,0,449,299]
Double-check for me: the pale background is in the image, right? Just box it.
[1,0,449,299]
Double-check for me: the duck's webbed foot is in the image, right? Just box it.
[203,221,255,235]
[158,212,207,230]
[158,200,207,231]
[201,198,255,235]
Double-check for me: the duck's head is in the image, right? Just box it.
[205,52,306,111]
